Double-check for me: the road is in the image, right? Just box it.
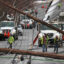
[0,1,64,64]
[0,28,64,64]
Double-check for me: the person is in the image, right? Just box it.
[45,34,49,52]
[8,34,14,48]
[40,35,47,52]
[54,36,59,54]
[57,3,62,9]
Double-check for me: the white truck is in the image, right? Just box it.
[38,23,61,47]
[0,20,18,40]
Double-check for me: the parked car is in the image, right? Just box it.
[17,25,23,36]
[20,19,35,29]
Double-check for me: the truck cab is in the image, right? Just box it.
[0,20,18,40]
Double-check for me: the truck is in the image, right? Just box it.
[0,20,18,40]
[38,22,62,47]
[58,12,64,43]
[43,0,61,23]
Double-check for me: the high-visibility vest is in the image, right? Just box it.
[40,37,43,45]
[8,36,14,44]
[40,36,49,45]
[46,36,49,44]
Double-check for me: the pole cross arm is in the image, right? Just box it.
[0,0,64,34]
[0,48,64,59]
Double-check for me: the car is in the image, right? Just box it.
[0,20,18,40]
[20,19,34,29]
[17,25,23,36]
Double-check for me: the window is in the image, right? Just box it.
[40,24,61,30]
[0,21,14,27]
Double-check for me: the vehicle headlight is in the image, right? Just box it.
[10,29,16,35]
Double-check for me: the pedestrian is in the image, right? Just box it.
[8,34,14,48]
[54,36,59,54]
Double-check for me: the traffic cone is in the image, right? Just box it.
[8,30,10,37]
[4,31,7,36]
[45,5,47,8]
[27,24,29,28]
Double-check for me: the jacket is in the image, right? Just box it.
[8,36,14,44]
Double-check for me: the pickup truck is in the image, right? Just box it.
[0,20,18,40]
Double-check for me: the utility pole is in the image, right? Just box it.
[14,0,18,40]
[0,0,64,34]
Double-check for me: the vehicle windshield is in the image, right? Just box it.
[0,21,14,27]
[40,24,61,30]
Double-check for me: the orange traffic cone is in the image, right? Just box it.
[45,5,47,8]
[4,31,7,36]
[8,30,10,37]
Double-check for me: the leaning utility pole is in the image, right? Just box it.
[0,0,64,35]
[0,48,64,59]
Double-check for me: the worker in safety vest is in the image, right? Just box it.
[40,34,49,52]
[45,34,49,52]
[54,36,59,54]
[8,35,14,48]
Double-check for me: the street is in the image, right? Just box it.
[0,28,64,64]
[0,0,64,64]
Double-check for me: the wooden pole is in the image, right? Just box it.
[0,0,64,34]
[0,48,64,59]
